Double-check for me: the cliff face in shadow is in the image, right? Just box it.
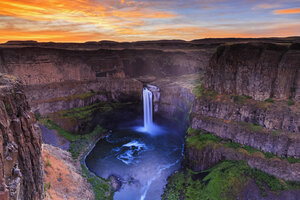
[0,74,43,200]
[204,43,300,101]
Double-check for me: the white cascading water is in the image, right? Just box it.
[143,87,153,131]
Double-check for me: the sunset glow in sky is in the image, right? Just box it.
[0,0,299,42]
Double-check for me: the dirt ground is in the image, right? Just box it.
[42,144,94,200]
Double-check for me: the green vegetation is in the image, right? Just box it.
[81,164,114,200]
[231,95,252,104]
[186,127,200,136]
[42,119,106,160]
[68,125,105,160]
[287,157,300,164]
[162,161,300,200]
[50,102,135,123]
[34,112,41,121]
[42,119,80,141]
[186,132,221,150]
[265,98,274,103]
[192,83,204,97]
[288,98,295,106]
[44,182,51,194]
[46,157,52,167]
[239,121,264,133]
[4,102,11,113]
[186,128,298,164]
[192,83,218,98]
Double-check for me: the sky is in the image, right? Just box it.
[0,0,299,42]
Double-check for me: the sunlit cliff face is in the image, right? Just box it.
[0,0,299,42]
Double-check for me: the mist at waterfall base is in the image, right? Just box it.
[86,88,185,200]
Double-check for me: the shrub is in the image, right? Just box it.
[287,98,295,106]
[265,98,274,103]
[46,157,52,167]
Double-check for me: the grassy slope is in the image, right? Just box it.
[162,160,300,200]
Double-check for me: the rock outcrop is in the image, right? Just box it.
[0,74,43,200]
[204,43,300,101]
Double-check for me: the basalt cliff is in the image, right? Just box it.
[0,74,43,200]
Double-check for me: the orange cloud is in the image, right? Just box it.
[147,26,250,40]
[0,28,122,42]
[0,0,299,42]
[274,7,300,14]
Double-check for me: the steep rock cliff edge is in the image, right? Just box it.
[0,74,43,200]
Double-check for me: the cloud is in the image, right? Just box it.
[274,7,300,14]
[253,3,281,10]
[0,0,299,42]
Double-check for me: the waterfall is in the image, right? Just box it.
[143,87,153,130]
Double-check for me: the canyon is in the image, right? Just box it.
[0,37,299,199]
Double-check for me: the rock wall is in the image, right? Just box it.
[0,47,207,85]
[0,74,43,200]
[192,97,300,134]
[191,115,299,158]
[204,43,300,101]
[25,78,143,115]
[151,74,198,123]
[185,141,300,181]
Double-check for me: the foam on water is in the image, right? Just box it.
[113,140,149,165]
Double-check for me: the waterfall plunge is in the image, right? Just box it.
[134,87,164,135]
[143,88,153,131]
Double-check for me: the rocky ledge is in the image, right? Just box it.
[0,74,43,200]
